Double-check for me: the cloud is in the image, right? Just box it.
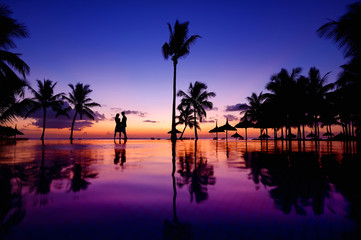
[223,114,239,122]
[123,110,147,117]
[143,120,158,123]
[110,107,147,117]
[200,119,215,123]
[26,106,105,131]
[110,107,122,112]
[225,103,248,112]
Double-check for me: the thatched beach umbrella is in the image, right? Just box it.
[323,131,334,139]
[219,118,236,140]
[231,132,243,140]
[209,121,224,140]
[0,125,24,138]
[259,133,270,139]
[235,118,254,140]
[333,132,345,141]
[306,131,316,139]
[168,129,182,134]
[286,133,296,139]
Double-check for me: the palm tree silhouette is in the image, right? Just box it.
[0,4,31,124]
[63,83,100,141]
[318,3,361,140]
[26,79,66,140]
[177,81,215,140]
[242,92,267,136]
[176,104,199,140]
[162,20,201,142]
[317,2,361,58]
[266,68,300,139]
[306,67,333,139]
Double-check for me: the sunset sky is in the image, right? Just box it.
[5,0,353,139]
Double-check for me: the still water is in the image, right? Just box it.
[0,139,360,240]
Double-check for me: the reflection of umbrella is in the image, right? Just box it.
[306,132,316,139]
[231,132,243,140]
[168,129,182,134]
[219,118,236,140]
[235,118,254,140]
[258,133,270,139]
[209,121,224,140]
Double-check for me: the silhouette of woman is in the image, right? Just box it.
[121,111,127,141]
[114,113,122,143]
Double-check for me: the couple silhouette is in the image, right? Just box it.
[114,112,127,143]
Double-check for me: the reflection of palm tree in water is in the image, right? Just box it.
[246,151,331,215]
[164,142,191,239]
[0,165,25,234]
[68,150,98,192]
[177,141,216,204]
[68,163,98,192]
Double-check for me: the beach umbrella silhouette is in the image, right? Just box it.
[0,125,24,138]
[235,118,254,140]
[333,132,345,140]
[306,131,316,139]
[219,118,236,140]
[286,133,296,139]
[259,133,270,139]
[209,121,224,140]
[323,131,334,139]
[168,129,182,134]
[231,132,243,140]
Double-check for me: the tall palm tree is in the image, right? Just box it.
[0,4,30,124]
[317,2,361,58]
[63,83,100,141]
[162,20,201,142]
[177,81,215,140]
[176,104,199,140]
[26,79,65,140]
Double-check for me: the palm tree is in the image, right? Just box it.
[26,79,65,140]
[177,81,215,140]
[162,20,201,142]
[176,104,199,140]
[63,83,100,141]
[306,67,333,139]
[317,2,361,58]
[0,4,30,124]
[242,92,267,136]
[265,68,301,139]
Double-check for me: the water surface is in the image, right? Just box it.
[0,139,360,239]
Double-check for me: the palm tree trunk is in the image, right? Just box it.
[70,111,78,140]
[245,128,248,141]
[302,124,305,141]
[194,111,198,140]
[180,124,187,140]
[171,60,177,142]
[41,107,46,140]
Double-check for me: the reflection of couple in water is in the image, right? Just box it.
[114,148,126,166]
[114,112,127,143]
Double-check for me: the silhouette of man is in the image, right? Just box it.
[121,111,127,141]
[114,113,122,143]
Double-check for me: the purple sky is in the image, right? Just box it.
[4,0,354,137]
